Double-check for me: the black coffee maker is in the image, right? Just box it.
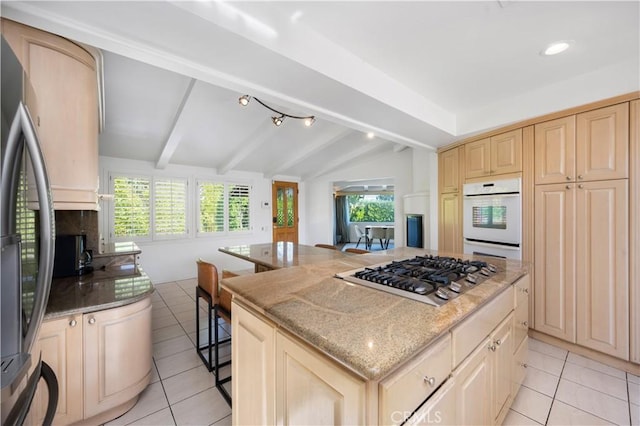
[53,234,93,278]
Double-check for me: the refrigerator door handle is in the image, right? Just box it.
[2,359,58,426]
[1,103,55,355]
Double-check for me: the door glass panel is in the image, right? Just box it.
[276,188,284,226]
[286,188,294,227]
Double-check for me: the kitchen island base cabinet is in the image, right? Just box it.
[31,297,152,425]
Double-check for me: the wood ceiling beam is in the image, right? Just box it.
[264,128,353,178]
[155,78,196,169]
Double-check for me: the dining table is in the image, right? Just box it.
[218,242,354,273]
[365,225,394,250]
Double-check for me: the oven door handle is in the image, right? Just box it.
[464,239,520,250]
[463,193,520,198]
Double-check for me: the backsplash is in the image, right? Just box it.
[55,210,99,251]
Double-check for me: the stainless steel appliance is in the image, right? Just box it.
[1,36,58,424]
[336,254,500,306]
[53,234,93,277]
[463,177,522,259]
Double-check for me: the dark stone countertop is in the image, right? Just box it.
[44,265,153,319]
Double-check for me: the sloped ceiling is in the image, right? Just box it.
[2,1,638,180]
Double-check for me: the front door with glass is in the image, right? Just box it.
[272,181,298,243]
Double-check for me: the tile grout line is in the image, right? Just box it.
[542,346,568,425]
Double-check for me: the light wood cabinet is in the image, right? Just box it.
[575,180,629,359]
[405,379,455,426]
[438,192,461,254]
[454,336,491,426]
[534,180,629,359]
[31,298,152,425]
[464,130,522,179]
[1,18,99,210]
[276,332,366,425]
[31,315,84,425]
[232,301,276,426]
[439,147,461,193]
[631,99,640,365]
[535,103,629,184]
[491,314,513,424]
[83,298,153,418]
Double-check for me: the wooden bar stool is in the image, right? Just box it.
[195,259,232,406]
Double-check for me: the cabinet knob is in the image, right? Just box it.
[495,339,502,346]
[522,321,529,327]
[521,363,528,368]
[521,287,529,294]
[489,343,497,352]
[566,176,571,180]
[566,185,571,190]
[578,184,584,189]
[423,376,436,386]
[578,175,583,180]
[69,319,77,327]
[88,317,96,325]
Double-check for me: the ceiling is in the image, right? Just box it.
[2,1,638,181]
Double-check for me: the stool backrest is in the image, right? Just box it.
[197,259,220,304]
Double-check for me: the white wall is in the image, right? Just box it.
[303,148,414,247]
[99,156,295,283]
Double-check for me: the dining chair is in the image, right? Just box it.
[195,259,232,406]
[314,243,338,250]
[354,225,370,249]
[384,227,395,249]
[369,227,387,250]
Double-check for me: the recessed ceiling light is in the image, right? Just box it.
[541,41,571,56]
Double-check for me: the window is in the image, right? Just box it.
[197,181,251,235]
[113,176,151,239]
[348,194,394,222]
[154,178,188,239]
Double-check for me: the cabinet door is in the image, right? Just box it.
[576,179,629,359]
[232,301,276,426]
[2,19,99,209]
[465,138,491,179]
[276,332,366,426]
[439,148,460,193]
[534,116,576,184]
[454,337,492,426]
[405,379,455,426]
[83,298,152,419]
[631,99,640,364]
[491,313,513,423]
[438,192,461,254]
[534,184,576,342]
[490,129,522,175]
[576,103,629,182]
[31,316,84,425]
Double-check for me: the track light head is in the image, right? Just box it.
[238,95,251,106]
[304,116,316,127]
[272,115,284,126]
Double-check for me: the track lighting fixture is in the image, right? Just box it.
[238,95,315,127]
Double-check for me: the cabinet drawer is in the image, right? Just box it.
[452,286,514,367]
[513,274,530,308]
[379,334,451,425]
[514,296,529,349]
[513,336,528,397]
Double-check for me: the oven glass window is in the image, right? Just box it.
[472,205,507,229]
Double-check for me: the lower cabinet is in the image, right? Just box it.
[31,297,152,425]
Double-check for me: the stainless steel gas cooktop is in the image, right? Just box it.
[335,254,501,307]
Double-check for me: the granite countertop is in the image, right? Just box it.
[219,242,352,270]
[222,247,529,381]
[44,266,153,319]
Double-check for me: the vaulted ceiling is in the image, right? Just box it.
[3,1,638,180]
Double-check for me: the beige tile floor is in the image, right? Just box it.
[106,279,640,426]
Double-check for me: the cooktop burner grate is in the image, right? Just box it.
[336,254,501,306]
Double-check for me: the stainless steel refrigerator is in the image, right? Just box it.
[1,36,58,424]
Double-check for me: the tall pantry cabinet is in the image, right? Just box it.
[438,147,464,253]
[533,103,629,359]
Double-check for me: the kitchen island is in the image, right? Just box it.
[222,247,530,425]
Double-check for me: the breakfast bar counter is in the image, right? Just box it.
[222,246,530,425]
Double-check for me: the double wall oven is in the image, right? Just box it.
[463,177,521,259]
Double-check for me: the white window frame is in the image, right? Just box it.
[110,173,152,242]
[196,180,252,237]
[153,177,189,241]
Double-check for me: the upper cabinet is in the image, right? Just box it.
[535,103,629,185]
[464,129,522,179]
[439,147,461,193]
[2,19,99,210]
